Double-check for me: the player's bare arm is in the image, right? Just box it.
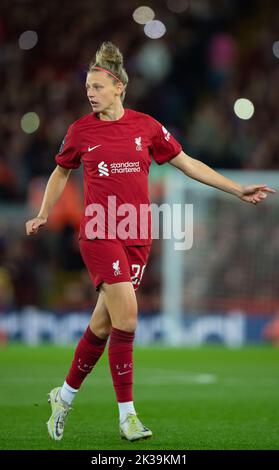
[25,165,71,235]
[169,151,276,205]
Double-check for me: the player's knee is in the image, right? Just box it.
[96,326,111,339]
[124,317,137,333]
[90,322,111,340]
[124,304,138,332]
[113,314,137,333]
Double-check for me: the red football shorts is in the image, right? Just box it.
[79,239,151,290]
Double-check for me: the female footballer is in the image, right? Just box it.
[25,41,275,442]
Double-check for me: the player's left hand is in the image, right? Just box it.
[239,184,276,204]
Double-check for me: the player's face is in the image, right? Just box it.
[86,71,122,112]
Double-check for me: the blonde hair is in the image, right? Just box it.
[89,41,129,102]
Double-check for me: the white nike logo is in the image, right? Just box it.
[117,370,132,376]
[88,145,101,152]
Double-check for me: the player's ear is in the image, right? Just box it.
[115,81,124,97]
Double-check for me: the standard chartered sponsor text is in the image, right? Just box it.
[110,161,140,173]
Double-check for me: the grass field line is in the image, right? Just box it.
[4,372,279,387]
[3,370,217,385]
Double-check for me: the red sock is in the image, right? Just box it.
[66,326,107,389]
[108,327,135,403]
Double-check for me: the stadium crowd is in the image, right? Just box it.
[0,0,278,313]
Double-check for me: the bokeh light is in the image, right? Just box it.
[21,112,40,134]
[132,6,155,25]
[18,31,38,50]
[272,40,279,59]
[136,42,172,81]
[234,98,254,120]
[144,20,166,39]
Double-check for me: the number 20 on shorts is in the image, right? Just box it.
[131,264,146,287]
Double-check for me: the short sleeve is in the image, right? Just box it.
[55,124,81,169]
[148,117,182,165]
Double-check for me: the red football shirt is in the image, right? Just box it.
[55,108,182,245]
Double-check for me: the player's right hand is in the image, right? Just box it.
[25,216,47,235]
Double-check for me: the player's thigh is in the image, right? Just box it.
[100,281,138,333]
[89,292,111,339]
[79,238,131,290]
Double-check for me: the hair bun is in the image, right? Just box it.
[95,41,123,67]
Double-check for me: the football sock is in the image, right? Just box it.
[118,401,136,423]
[60,381,78,405]
[108,327,135,405]
[65,325,108,390]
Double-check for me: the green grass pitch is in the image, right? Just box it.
[0,344,279,450]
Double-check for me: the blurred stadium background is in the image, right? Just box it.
[0,0,278,347]
[1,0,279,452]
